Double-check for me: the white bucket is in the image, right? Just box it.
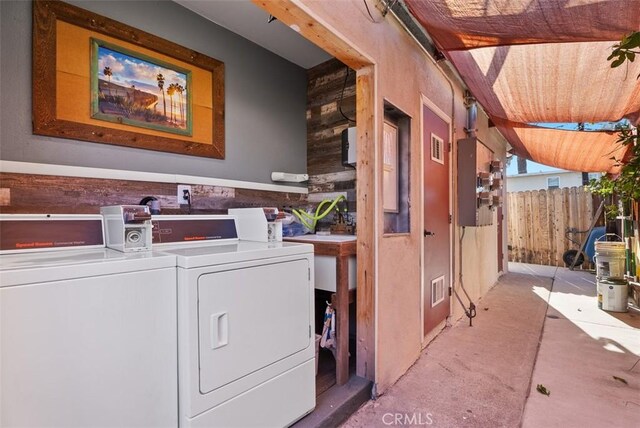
[597,280,603,309]
[595,238,626,279]
[600,279,628,312]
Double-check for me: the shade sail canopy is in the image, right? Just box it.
[405,0,640,173]
[404,0,640,50]
[496,122,628,173]
[448,42,640,124]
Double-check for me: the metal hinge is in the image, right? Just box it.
[308,268,311,281]
[449,214,452,224]
[448,142,452,152]
[309,325,312,338]
[449,286,452,296]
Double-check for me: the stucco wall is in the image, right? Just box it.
[289,1,508,392]
[451,113,508,322]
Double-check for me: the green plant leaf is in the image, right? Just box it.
[626,32,640,48]
[611,56,626,68]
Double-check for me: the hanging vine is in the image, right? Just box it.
[587,32,640,214]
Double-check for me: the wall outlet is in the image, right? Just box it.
[177,185,192,204]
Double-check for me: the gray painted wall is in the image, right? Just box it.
[0,0,307,185]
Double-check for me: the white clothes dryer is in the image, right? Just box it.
[152,215,316,427]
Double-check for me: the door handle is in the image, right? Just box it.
[424,230,436,237]
[210,312,229,350]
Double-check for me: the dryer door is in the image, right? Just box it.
[197,259,311,393]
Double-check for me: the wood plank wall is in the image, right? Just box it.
[507,186,603,267]
[0,173,307,214]
[307,59,357,207]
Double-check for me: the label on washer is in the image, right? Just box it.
[0,219,104,252]
[151,218,237,243]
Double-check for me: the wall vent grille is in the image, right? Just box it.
[431,275,446,307]
[431,133,445,164]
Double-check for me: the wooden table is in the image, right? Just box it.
[285,236,356,386]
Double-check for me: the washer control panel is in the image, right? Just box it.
[101,205,153,252]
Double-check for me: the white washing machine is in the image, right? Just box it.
[0,215,178,427]
[152,215,316,427]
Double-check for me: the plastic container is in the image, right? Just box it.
[595,235,626,279]
[599,278,628,312]
[597,279,602,309]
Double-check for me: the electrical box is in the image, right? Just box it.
[457,137,503,226]
[341,127,357,167]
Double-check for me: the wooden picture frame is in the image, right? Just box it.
[32,0,225,159]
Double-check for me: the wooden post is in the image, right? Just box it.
[335,254,349,385]
[355,66,376,381]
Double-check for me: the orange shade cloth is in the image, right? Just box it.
[448,42,640,124]
[404,0,639,173]
[496,123,628,174]
[405,0,640,50]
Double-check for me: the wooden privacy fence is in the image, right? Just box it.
[507,187,600,267]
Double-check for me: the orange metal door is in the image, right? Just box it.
[422,104,451,336]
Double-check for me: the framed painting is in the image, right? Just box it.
[32,0,225,159]
[91,39,193,137]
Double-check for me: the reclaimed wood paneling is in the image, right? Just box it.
[507,187,600,267]
[307,59,357,202]
[307,58,375,381]
[0,172,307,214]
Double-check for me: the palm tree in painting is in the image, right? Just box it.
[176,84,185,125]
[167,83,176,124]
[157,73,166,119]
[103,66,112,97]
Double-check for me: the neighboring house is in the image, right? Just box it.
[506,157,600,192]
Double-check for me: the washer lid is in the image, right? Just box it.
[0,249,176,287]
[159,241,313,269]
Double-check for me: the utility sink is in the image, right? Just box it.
[284,234,356,292]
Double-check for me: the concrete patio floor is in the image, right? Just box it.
[341,263,640,428]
